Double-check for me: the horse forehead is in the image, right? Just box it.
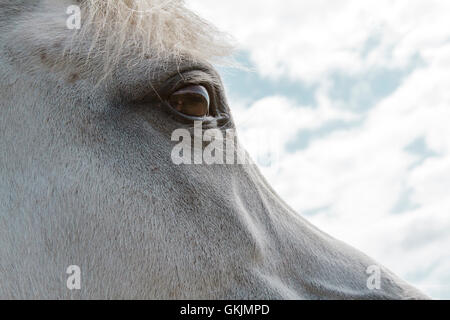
[2,0,230,85]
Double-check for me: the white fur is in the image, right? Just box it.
[0,0,429,299]
[75,0,234,75]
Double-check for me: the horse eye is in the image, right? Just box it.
[169,85,210,117]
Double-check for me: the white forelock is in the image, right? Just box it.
[76,0,234,70]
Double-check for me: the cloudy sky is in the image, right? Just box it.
[186,0,450,299]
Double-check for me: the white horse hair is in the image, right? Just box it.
[0,0,429,299]
[76,0,234,75]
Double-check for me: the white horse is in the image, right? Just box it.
[0,0,428,299]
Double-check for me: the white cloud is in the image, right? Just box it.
[187,0,450,298]
[188,0,450,83]
[235,45,450,298]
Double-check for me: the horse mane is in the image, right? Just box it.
[73,0,234,73]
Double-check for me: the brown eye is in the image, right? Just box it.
[169,85,210,117]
